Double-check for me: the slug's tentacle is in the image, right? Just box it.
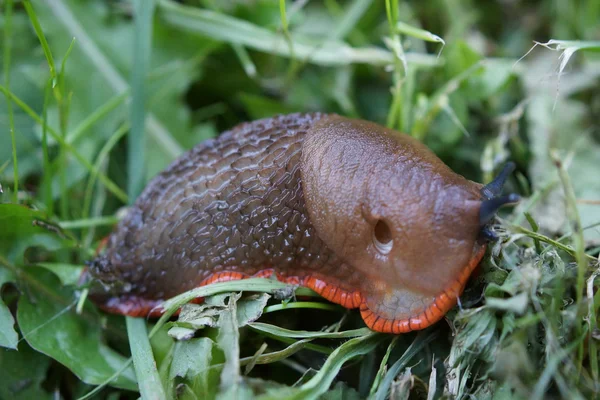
[479,163,520,232]
[479,193,521,226]
[481,162,516,200]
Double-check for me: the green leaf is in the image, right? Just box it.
[170,337,220,399]
[236,293,270,327]
[168,299,225,339]
[169,292,270,340]
[260,333,383,400]
[168,326,198,341]
[16,270,137,390]
[34,262,82,286]
[0,204,51,238]
[485,292,529,314]
[0,342,52,400]
[0,268,18,349]
[0,205,75,267]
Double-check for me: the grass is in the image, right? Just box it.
[1,0,600,399]
[3,0,17,204]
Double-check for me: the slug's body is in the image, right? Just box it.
[90,113,515,333]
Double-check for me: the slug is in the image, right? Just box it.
[88,113,518,334]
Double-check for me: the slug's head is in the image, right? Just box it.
[478,162,521,240]
[302,115,519,322]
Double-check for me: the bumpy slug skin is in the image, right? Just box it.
[88,113,491,334]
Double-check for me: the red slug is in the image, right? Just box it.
[88,113,518,334]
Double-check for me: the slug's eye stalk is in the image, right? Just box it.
[479,163,520,240]
[481,162,516,200]
[480,193,521,226]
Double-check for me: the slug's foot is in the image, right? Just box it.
[90,269,363,320]
[96,295,165,318]
[92,270,258,318]
[90,244,485,334]
[358,244,486,333]
[359,287,461,333]
[294,275,362,309]
[199,270,364,310]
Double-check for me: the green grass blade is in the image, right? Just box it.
[412,61,484,140]
[45,0,184,159]
[238,339,312,367]
[41,80,53,214]
[157,0,439,68]
[217,293,242,394]
[129,0,156,201]
[384,0,406,130]
[551,151,589,376]
[587,268,600,386]
[264,333,384,400]
[249,322,370,339]
[81,122,130,223]
[0,86,128,203]
[3,0,18,203]
[551,152,587,303]
[80,122,129,248]
[59,216,120,230]
[25,0,76,218]
[373,331,438,400]
[263,301,341,313]
[278,0,298,84]
[396,21,445,45]
[23,0,57,83]
[126,317,167,400]
[531,336,585,400]
[384,0,398,28]
[331,0,373,40]
[231,44,258,79]
[67,91,129,144]
[368,337,398,397]
[57,38,76,131]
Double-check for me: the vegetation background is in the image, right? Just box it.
[1,0,600,399]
